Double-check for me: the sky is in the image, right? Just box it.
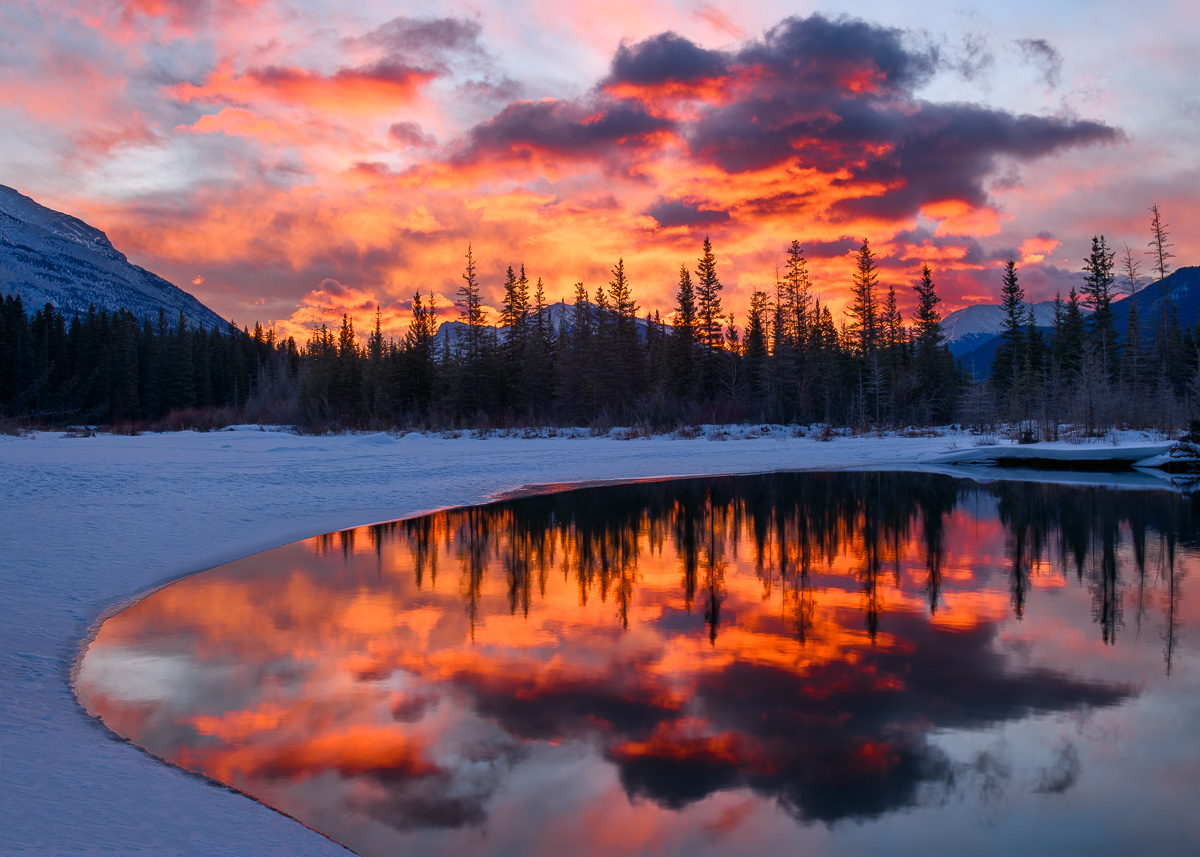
[2,0,1197,340]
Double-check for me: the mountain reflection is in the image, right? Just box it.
[78,472,1199,857]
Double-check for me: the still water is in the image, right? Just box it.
[77,472,1200,856]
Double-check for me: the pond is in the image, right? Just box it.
[75,472,1200,856]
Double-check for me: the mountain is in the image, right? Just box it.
[950,266,1200,377]
[433,299,649,346]
[1111,266,1200,335]
[957,326,1056,378]
[941,300,1065,356]
[0,185,226,330]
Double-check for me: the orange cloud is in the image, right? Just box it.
[164,61,436,116]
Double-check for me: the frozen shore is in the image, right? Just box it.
[0,426,1178,855]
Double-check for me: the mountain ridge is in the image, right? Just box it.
[0,185,227,330]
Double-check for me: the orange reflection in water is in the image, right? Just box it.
[77,473,1200,856]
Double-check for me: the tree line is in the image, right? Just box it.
[0,300,290,424]
[291,237,962,430]
[0,204,1190,434]
[983,204,1191,437]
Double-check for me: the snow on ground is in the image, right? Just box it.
[0,426,1173,855]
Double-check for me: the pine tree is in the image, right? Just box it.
[405,292,438,411]
[744,290,770,411]
[695,236,723,350]
[557,283,593,421]
[912,264,956,420]
[991,259,1026,397]
[456,245,494,415]
[847,239,879,358]
[669,264,698,402]
[1122,298,1145,420]
[1081,234,1119,378]
[695,236,724,400]
[500,264,531,408]
[781,240,811,354]
[522,277,554,416]
[364,305,385,417]
[607,258,643,412]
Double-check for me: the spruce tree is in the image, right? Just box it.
[695,236,724,400]
[991,259,1026,397]
[405,292,438,411]
[744,290,770,411]
[912,264,955,420]
[847,239,879,358]
[695,236,723,350]
[607,258,642,412]
[669,264,698,402]
[1081,234,1119,378]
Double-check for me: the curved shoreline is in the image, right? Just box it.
[1,427,1176,854]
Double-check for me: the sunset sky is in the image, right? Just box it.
[3,0,1197,339]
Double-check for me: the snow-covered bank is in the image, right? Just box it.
[0,427,1175,854]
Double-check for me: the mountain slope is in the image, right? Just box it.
[941,300,1064,356]
[0,185,226,330]
[1112,266,1200,335]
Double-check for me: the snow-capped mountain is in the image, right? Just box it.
[940,300,1066,356]
[0,185,227,330]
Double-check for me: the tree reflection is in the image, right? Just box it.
[78,472,1200,855]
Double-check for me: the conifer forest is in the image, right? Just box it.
[1,210,1194,436]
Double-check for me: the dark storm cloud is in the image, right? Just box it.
[803,236,862,259]
[449,661,680,741]
[459,98,672,163]
[645,198,730,228]
[735,14,940,93]
[607,31,730,86]
[1016,38,1063,88]
[831,104,1118,220]
[617,614,1130,823]
[455,14,1118,223]
[436,609,1130,827]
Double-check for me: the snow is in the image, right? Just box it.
[940,299,1063,343]
[929,439,1180,466]
[0,184,226,330]
[0,426,1180,854]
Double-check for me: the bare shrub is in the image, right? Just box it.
[150,406,238,433]
[106,420,146,436]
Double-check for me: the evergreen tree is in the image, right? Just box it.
[1053,288,1086,381]
[695,236,724,399]
[455,245,495,415]
[781,240,811,355]
[744,290,770,412]
[1122,298,1145,417]
[695,236,723,350]
[404,292,438,411]
[363,306,385,417]
[1081,234,1119,378]
[607,258,643,412]
[912,265,956,421]
[991,259,1026,397]
[668,264,698,402]
[847,239,880,358]
[522,278,554,416]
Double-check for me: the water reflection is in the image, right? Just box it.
[77,473,1200,856]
